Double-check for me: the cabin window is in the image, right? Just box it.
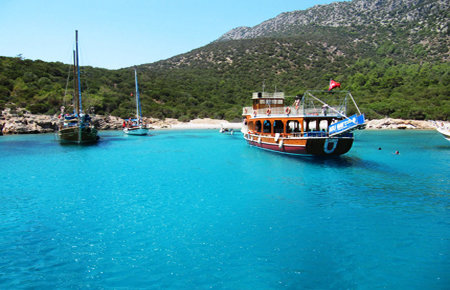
[287,120,301,133]
[263,120,271,133]
[273,120,284,133]
[319,120,328,131]
[255,120,262,132]
[248,121,254,131]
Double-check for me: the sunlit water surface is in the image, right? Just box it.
[0,130,449,288]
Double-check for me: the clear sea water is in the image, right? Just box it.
[0,130,449,289]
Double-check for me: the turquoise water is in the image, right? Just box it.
[0,130,449,289]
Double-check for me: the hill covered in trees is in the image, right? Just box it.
[1,0,449,121]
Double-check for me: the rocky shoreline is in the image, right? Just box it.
[364,118,437,130]
[0,108,440,135]
[0,108,242,135]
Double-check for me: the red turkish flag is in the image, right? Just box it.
[328,79,341,91]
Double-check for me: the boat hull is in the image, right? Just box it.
[436,127,450,141]
[58,126,99,144]
[244,134,353,156]
[123,127,148,135]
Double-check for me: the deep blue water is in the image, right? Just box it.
[0,130,449,289]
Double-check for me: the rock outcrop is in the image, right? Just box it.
[0,109,240,134]
[365,118,435,129]
[217,0,448,41]
[0,108,58,134]
[0,108,126,134]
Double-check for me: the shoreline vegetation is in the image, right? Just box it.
[0,108,444,135]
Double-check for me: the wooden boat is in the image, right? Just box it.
[241,90,365,156]
[57,30,98,144]
[123,68,148,136]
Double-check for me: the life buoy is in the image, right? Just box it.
[285,107,291,114]
[266,108,271,115]
[324,138,338,154]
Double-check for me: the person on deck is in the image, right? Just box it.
[322,105,328,116]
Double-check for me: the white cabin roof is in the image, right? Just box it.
[252,92,285,100]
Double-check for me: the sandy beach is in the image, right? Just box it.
[150,118,242,130]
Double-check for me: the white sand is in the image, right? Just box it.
[151,118,242,130]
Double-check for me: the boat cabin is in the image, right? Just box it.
[252,92,285,110]
[244,90,354,138]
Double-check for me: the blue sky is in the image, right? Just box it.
[0,0,342,69]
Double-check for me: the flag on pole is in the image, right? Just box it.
[328,79,341,91]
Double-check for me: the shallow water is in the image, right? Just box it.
[0,130,449,288]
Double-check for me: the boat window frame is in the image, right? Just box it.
[263,120,271,133]
[255,120,262,132]
[273,120,284,134]
[286,120,301,134]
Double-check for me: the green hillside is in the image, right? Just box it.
[1,0,449,121]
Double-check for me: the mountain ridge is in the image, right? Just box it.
[217,0,448,42]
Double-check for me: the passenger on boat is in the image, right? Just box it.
[322,105,328,116]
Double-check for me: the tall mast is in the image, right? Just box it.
[134,67,141,119]
[73,50,79,115]
[75,30,82,115]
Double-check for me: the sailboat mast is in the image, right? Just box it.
[73,50,79,115]
[75,30,82,115]
[134,68,141,119]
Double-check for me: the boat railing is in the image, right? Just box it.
[301,131,353,138]
[243,106,343,117]
[303,107,344,117]
[243,106,304,116]
[247,130,354,138]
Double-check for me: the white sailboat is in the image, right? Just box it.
[123,68,148,136]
